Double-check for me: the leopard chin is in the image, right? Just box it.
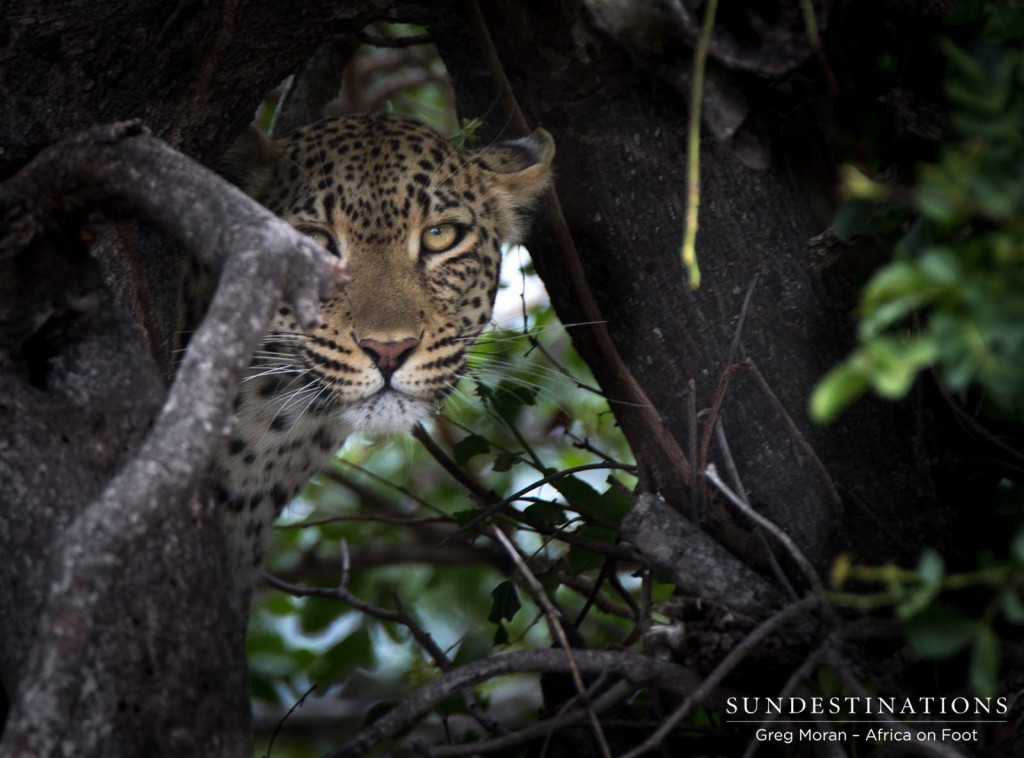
[338,390,436,435]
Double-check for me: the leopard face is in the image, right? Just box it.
[227,114,553,436]
[212,113,553,586]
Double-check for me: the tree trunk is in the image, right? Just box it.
[435,0,980,577]
[0,0,995,754]
[0,1,413,753]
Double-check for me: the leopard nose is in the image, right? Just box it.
[358,337,419,379]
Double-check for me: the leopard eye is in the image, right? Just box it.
[297,227,340,257]
[420,223,464,254]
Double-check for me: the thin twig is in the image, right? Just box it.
[705,464,825,602]
[727,273,760,366]
[711,418,799,601]
[263,684,316,758]
[487,525,612,758]
[264,565,502,738]
[687,379,699,520]
[617,596,820,758]
[279,513,446,528]
[567,431,632,468]
[462,0,693,497]
[798,0,839,92]
[740,640,834,758]
[326,648,706,757]
[424,680,635,757]
[829,652,970,758]
[713,419,746,500]
[699,358,842,506]
[742,357,842,505]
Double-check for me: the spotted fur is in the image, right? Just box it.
[205,113,554,605]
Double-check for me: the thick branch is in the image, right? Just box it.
[622,493,799,623]
[0,121,345,755]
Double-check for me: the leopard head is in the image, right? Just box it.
[223,113,555,434]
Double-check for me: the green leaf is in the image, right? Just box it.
[905,605,976,659]
[567,544,603,574]
[1000,589,1024,624]
[833,200,881,242]
[970,626,999,697]
[300,597,342,634]
[492,382,538,421]
[918,248,961,286]
[453,631,493,665]
[897,585,942,620]
[488,580,521,623]
[452,509,486,534]
[310,629,373,684]
[250,674,279,704]
[453,434,490,465]
[918,550,945,586]
[862,262,926,310]
[261,594,296,616]
[552,475,602,512]
[521,502,566,529]
[492,452,520,472]
[1012,530,1024,563]
[896,551,945,619]
[591,486,632,525]
[436,694,470,717]
[566,526,616,573]
[811,362,869,423]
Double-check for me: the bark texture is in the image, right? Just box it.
[434,0,978,575]
[0,0,990,755]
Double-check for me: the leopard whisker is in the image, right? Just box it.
[241,366,310,383]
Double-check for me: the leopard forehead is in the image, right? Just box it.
[230,113,553,435]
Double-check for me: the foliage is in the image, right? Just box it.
[807,0,1024,719]
[248,279,639,751]
[812,1,1024,423]
[830,512,1024,697]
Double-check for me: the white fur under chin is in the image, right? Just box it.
[338,391,435,435]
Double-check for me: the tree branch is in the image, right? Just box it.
[622,493,800,624]
[0,121,345,754]
[617,596,820,758]
[326,649,709,757]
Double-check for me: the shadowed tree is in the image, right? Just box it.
[1,1,1015,756]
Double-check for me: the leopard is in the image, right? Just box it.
[203,112,554,610]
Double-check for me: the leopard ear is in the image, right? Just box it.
[474,129,555,242]
[218,126,283,202]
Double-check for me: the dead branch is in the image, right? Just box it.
[622,493,799,624]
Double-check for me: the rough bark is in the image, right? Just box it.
[0,1,417,752]
[0,0,993,754]
[433,0,979,576]
[0,119,345,755]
